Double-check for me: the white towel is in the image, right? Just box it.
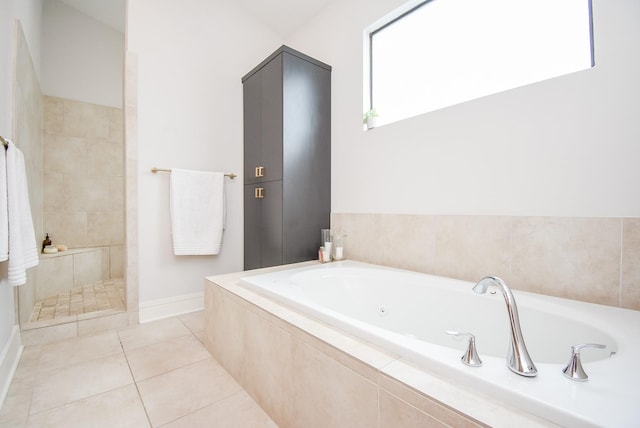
[0,142,8,262]
[5,140,39,285]
[170,168,225,255]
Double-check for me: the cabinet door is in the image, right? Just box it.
[244,55,283,185]
[259,56,284,183]
[243,184,262,270]
[244,181,283,269]
[243,73,261,185]
[259,180,283,268]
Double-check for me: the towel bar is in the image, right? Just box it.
[151,167,236,179]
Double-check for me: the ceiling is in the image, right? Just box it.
[233,0,335,37]
[57,0,334,38]
[58,0,125,33]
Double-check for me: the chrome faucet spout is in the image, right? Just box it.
[473,276,538,377]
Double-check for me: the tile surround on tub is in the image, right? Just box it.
[510,217,621,305]
[622,218,640,309]
[204,266,541,427]
[332,213,640,310]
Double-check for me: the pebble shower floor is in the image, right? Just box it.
[29,279,125,322]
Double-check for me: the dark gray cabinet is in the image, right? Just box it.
[242,45,331,270]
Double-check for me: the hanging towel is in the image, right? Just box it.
[170,168,225,255]
[0,143,8,262]
[5,140,39,285]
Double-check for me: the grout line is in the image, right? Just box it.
[619,218,624,308]
[119,340,153,428]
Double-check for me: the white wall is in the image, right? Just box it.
[0,0,42,135]
[41,0,124,108]
[127,0,282,304]
[127,0,639,308]
[0,0,42,403]
[287,0,640,218]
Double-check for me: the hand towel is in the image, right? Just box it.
[170,168,225,255]
[5,140,39,285]
[0,143,8,262]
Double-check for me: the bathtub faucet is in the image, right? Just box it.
[473,276,538,377]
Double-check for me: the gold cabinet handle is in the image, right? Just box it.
[255,166,265,178]
[254,187,264,199]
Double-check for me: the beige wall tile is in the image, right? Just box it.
[73,250,103,287]
[380,214,438,274]
[379,389,449,428]
[43,172,64,211]
[87,210,124,246]
[43,96,64,134]
[124,53,138,322]
[110,245,125,278]
[291,338,378,428]
[44,211,87,248]
[42,96,125,272]
[108,108,124,143]
[380,375,486,428]
[622,218,640,310]
[292,327,394,383]
[338,213,382,264]
[101,246,111,279]
[36,256,73,300]
[85,176,110,211]
[432,216,511,283]
[511,217,621,305]
[61,173,88,211]
[17,274,37,325]
[110,176,125,210]
[62,99,110,138]
[87,140,124,177]
[334,213,638,309]
[338,214,512,283]
[242,306,293,426]
[43,134,87,176]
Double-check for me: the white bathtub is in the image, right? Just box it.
[240,260,640,427]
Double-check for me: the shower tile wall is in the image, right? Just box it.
[332,213,640,311]
[14,23,43,325]
[42,96,124,279]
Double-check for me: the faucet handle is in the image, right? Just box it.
[446,331,483,367]
[562,343,606,381]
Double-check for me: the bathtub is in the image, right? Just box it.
[240,260,640,427]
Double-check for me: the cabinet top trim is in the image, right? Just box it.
[241,45,332,83]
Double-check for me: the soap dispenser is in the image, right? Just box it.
[42,233,51,253]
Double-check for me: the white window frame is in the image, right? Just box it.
[364,0,595,128]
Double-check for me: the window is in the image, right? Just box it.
[366,0,594,127]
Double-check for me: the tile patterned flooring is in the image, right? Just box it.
[29,279,125,322]
[0,311,278,427]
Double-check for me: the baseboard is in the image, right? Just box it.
[0,326,23,408]
[139,292,204,323]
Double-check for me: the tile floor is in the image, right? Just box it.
[0,311,278,427]
[29,279,125,322]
